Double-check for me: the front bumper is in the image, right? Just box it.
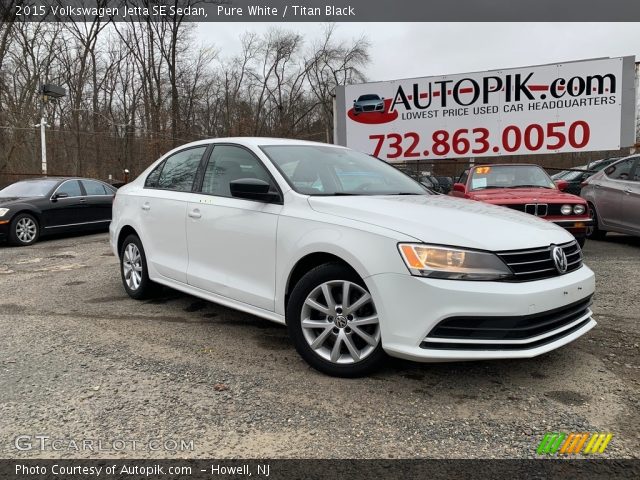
[549,217,592,237]
[365,264,595,362]
[0,219,9,240]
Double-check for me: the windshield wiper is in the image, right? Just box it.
[506,185,553,189]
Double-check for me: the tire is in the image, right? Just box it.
[286,262,386,377]
[119,234,158,299]
[586,203,606,240]
[9,213,39,246]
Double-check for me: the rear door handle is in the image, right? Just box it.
[188,209,201,219]
[79,197,86,203]
[141,203,150,211]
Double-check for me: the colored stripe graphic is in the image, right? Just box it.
[538,432,613,455]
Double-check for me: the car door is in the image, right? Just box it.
[186,144,282,311]
[139,145,209,283]
[41,179,88,230]
[80,180,115,224]
[592,158,636,229]
[621,158,640,234]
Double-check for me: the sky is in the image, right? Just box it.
[196,22,640,81]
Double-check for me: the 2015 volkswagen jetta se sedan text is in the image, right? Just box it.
[110,138,596,377]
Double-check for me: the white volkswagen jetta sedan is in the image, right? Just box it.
[110,138,596,377]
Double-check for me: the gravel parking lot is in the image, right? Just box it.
[0,232,638,459]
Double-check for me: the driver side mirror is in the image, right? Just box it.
[452,183,467,194]
[554,180,568,191]
[229,178,281,203]
[51,192,68,201]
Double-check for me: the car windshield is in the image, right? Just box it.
[0,179,59,197]
[358,95,380,101]
[469,165,556,190]
[561,166,590,181]
[261,145,428,196]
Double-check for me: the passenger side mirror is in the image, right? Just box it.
[554,180,568,191]
[52,192,68,201]
[229,178,280,203]
[452,183,467,194]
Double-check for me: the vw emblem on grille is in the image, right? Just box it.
[551,246,568,274]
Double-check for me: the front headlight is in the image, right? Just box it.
[560,204,572,215]
[0,208,9,217]
[573,204,585,215]
[398,243,513,280]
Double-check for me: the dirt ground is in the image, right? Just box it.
[0,232,638,459]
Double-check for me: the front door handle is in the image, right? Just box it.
[141,203,150,211]
[188,209,201,219]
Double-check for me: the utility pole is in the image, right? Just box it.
[37,84,66,176]
[38,100,47,175]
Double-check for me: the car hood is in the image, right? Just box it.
[468,188,585,204]
[307,194,572,251]
[0,196,40,207]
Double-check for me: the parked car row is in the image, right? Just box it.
[4,142,637,378]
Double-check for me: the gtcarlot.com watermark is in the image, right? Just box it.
[14,435,195,452]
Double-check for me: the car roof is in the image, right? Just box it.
[175,137,344,149]
[13,177,110,183]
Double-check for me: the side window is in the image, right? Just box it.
[157,146,207,192]
[81,180,108,196]
[56,180,82,197]
[201,145,273,197]
[630,160,640,182]
[606,159,635,181]
[145,162,164,188]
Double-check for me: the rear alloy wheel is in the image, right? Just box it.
[120,234,158,299]
[586,204,606,240]
[287,263,385,377]
[9,213,39,246]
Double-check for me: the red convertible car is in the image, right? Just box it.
[450,164,592,246]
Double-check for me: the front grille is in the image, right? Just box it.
[497,240,583,282]
[363,105,376,112]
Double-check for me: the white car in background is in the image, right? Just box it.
[110,138,596,377]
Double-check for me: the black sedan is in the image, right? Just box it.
[0,177,116,246]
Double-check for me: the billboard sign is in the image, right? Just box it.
[334,57,636,162]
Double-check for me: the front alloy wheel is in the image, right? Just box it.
[301,280,380,364]
[9,213,39,246]
[287,263,386,377]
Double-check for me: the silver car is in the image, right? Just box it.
[353,94,385,115]
[581,155,640,239]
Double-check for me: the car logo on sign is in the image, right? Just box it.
[551,246,568,274]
